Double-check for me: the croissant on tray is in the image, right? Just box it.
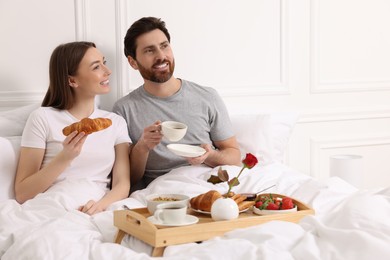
[190,190,222,212]
[190,190,255,212]
[62,118,112,136]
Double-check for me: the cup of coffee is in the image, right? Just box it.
[153,202,187,224]
[161,121,187,142]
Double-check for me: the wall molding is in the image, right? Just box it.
[0,91,44,108]
[309,0,390,94]
[74,0,90,40]
[298,106,390,123]
[310,134,390,180]
[219,85,290,97]
[114,0,129,100]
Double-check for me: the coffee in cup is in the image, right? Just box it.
[161,121,188,142]
[153,202,187,224]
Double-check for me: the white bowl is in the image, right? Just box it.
[252,205,297,215]
[146,193,190,214]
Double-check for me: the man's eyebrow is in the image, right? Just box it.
[142,41,169,50]
[142,45,156,50]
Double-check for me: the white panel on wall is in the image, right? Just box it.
[311,0,390,92]
[311,136,390,189]
[123,0,287,97]
[288,113,390,189]
[0,0,77,105]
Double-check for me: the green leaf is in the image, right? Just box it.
[217,167,229,182]
[228,177,240,187]
[207,175,223,184]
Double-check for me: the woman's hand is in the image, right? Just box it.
[61,131,88,160]
[78,200,105,215]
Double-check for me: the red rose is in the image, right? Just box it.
[210,153,260,196]
[242,153,258,169]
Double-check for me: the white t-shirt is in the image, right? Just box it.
[21,107,131,187]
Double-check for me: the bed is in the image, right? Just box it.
[1,104,389,260]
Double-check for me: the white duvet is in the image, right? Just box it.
[1,163,389,260]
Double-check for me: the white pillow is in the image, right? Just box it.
[0,103,40,137]
[231,114,275,165]
[0,136,21,201]
[269,112,300,163]
[230,112,299,165]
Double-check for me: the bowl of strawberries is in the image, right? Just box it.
[253,193,297,215]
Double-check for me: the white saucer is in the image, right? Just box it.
[147,215,199,227]
[190,207,249,215]
[167,144,206,158]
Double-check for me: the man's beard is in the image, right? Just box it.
[137,59,175,83]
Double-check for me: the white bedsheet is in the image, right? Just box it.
[1,163,389,260]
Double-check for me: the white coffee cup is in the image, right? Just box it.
[153,202,187,224]
[161,121,188,142]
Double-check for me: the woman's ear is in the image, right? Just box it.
[128,56,139,70]
[68,76,78,88]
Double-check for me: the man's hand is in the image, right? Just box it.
[185,144,212,165]
[138,121,163,151]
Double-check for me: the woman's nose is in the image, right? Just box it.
[104,64,112,75]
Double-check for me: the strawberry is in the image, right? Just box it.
[266,203,279,210]
[274,200,282,209]
[255,201,263,208]
[281,197,294,210]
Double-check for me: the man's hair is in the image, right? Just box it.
[124,17,171,59]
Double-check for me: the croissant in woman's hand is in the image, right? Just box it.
[62,118,112,136]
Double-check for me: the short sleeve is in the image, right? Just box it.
[114,114,132,145]
[209,89,234,142]
[21,108,48,149]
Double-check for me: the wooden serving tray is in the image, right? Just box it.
[113,194,314,257]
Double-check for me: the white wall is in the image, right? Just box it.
[1,0,389,188]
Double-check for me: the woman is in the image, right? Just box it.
[14,41,130,215]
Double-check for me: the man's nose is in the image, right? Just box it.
[155,48,165,60]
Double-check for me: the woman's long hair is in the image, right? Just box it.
[41,41,96,109]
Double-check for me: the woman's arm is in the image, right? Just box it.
[80,142,130,215]
[14,131,87,203]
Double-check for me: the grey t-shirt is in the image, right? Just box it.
[113,79,234,184]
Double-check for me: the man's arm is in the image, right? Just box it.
[129,121,163,185]
[205,136,241,167]
[186,136,241,167]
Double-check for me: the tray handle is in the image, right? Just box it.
[114,209,157,234]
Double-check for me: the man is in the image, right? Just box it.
[113,17,241,192]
